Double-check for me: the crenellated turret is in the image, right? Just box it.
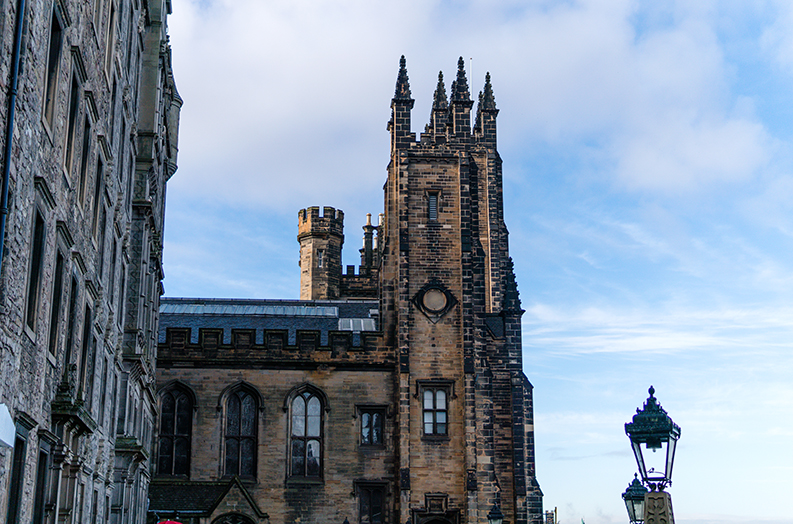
[298,206,344,299]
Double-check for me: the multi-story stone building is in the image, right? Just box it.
[149,57,542,524]
[0,0,180,522]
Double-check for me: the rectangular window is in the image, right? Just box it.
[43,8,63,126]
[109,78,117,145]
[79,304,92,396]
[105,4,116,76]
[65,74,81,173]
[428,193,438,221]
[47,251,65,355]
[125,5,134,73]
[97,205,107,278]
[317,249,324,268]
[108,238,117,305]
[360,408,385,446]
[91,489,99,524]
[32,440,52,524]
[117,262,126,326]
[422,387,448,436]
[78,115,92,205]
[92,157,104,237]
[64,276,79,374]
[358,485,385,524]
[87,337,99,410]
[6,423,29,524]
[98,356,108,423]
[26,212,46,331]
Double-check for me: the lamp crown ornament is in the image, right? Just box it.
[625,386,681,449]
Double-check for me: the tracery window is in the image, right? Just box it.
[290,391,323,477]
[157,386,192,476]
[224,388,257,478]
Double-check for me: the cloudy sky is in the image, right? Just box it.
[164,1,793,522]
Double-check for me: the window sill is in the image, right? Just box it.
[359,444,386,451]
[286,476,323,487]
[421,434,450,442]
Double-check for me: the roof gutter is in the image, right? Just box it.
[0,0,26,274]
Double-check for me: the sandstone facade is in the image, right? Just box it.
[150,57,541,524]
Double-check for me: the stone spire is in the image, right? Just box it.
[450,56,470,102]
[432,71,448,111]
[429,71,448,135]
[481,72,497,110]
[476,72,498,145]
[394,55,412,101]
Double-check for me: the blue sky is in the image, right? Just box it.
[164,1,793,522]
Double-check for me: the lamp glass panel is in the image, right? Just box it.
[665,437,677,482]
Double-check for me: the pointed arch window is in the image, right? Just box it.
[157,386,193,476]
[224,388,258,478]
[290,391,323,477]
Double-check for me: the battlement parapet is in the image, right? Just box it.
[298,206,345,237]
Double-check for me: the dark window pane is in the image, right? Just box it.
[291,440,305,476]
[241,394,255,436]
[174,437,189,475]
[372,489,383,524]
[161,394,175,435]
[158,438,173,474]
[175,394,190,435]
[361,489,371,524]
[225,439,239,476]
[437,423,447,435]
[240,438,255,477]
[227,395,240,436]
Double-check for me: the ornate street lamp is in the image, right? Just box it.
[622,474,648,523]
[487,503,505,524]
[624,386,680,491]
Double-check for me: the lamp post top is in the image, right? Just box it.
[625,386,681,446]
[622,473,648,500]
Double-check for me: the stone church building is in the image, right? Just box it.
[149,58,543,524]
[0,0,180,522]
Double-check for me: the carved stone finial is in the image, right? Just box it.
[451,56,470,102]
[394,55,412,101]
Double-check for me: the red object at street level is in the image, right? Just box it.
[159,521,183,524]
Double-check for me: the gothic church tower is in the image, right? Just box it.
[380,57,543,524]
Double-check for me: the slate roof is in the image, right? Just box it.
[148,477,267,518]
[158,297,379,346]
[148,481,228,515]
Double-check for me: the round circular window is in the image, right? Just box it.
[422,288,448,313]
